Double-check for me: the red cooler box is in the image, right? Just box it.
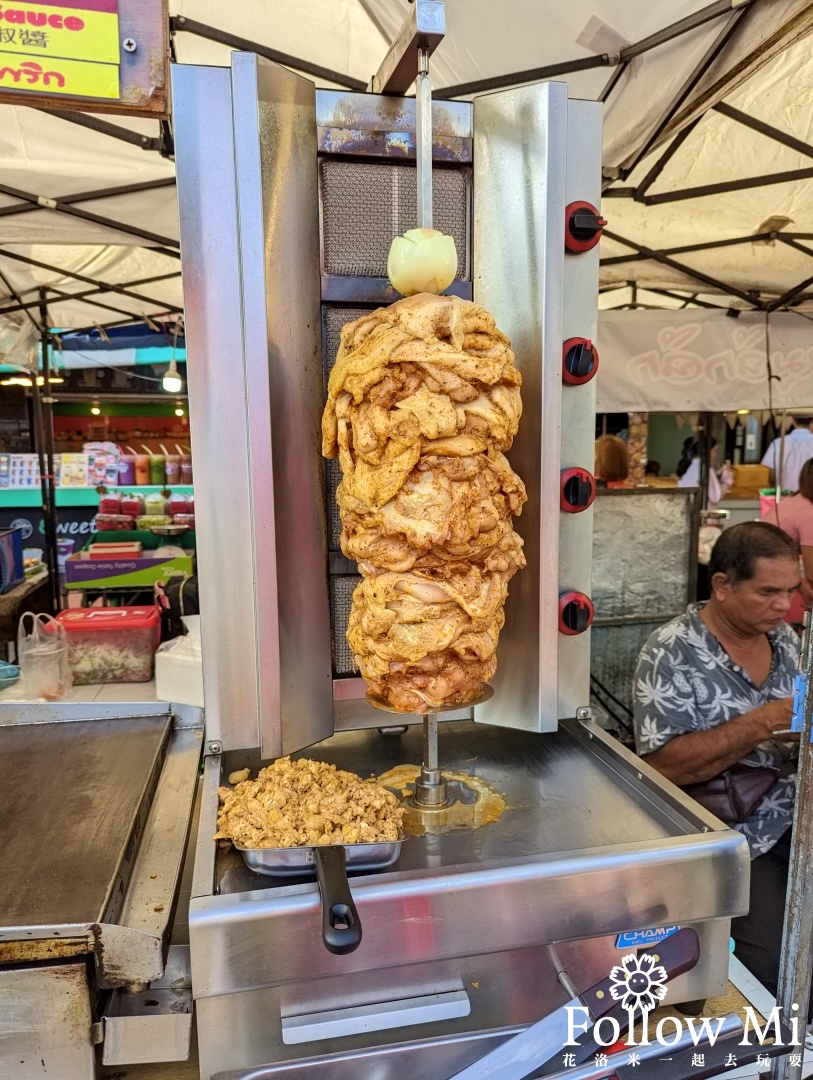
[56,606,160,685]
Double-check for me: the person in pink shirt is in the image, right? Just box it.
[762,458,813,619]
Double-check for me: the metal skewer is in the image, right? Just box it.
[415,45,433,230]
[414,711,447,807]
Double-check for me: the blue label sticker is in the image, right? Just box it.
[616,926,680,949]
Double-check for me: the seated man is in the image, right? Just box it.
[633,521,801,1000]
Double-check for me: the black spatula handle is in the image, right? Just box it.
[313,845,362,955]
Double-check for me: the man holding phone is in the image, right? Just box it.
[633,522,802,1003]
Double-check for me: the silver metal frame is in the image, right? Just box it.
[473,82,569,732]
[558,98,602,719]
[174,57,334,758]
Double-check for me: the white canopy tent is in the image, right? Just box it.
[1,0,813,338]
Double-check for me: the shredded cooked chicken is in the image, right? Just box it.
[214,757,404,848]
[322,293,526,712]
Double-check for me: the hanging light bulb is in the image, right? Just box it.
[175,406,185,417]
[91,403,101,416]
[163,358,183,393]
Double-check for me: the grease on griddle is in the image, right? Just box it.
[377,764,508,836]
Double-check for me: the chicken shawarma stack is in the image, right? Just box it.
[322,292,527,713]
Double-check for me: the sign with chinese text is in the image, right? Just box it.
[0,0,120,100]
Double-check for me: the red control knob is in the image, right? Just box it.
[565,201,607,253]
[563,338,599,386]
[559,591,594,636]
[560,468,596,513]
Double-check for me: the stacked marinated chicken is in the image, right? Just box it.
[322,292,526,712]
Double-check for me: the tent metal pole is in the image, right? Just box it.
[435,54,610,99]
[0,182,180,250]
[0,177,176,220]
[44,287,171,322]
[643,288,731,310]
[767,272,813,312]
[777,236,813,260]
[631,117,703,199]
[0,266,56,616]
[641,166,813,205]
[27,374,55,616]
[603,232,784,266]
[61,315,182,336]
[0,272,182,318]
[0,249,183,312]
[621,0,753,60]
[169,15,368,91]
[438,0,752,100]
[667,233,776,255]
[618,1,754,176]
[714,102,813,161]
[49,110,163,152]
[602,229,764,307]
[38,290,60,614]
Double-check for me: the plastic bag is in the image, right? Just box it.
[154,616,203,707]
[17,612,72,701]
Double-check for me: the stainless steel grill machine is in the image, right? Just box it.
[172,9,749,1077]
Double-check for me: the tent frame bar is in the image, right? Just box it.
[640,166,813,205]
[603,228,764,307]
[714,101,813,160]
[49,110,164,153]
[0,180,180,250]
[0,248,183,313]
[0,177,177,221]
[435,0,751,100]
[0,271,182,319]
[169,15,368,91]
[630,117,703,199]
[616,1,754,178]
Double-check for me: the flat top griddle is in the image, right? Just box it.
[0,715,171,927]
[215,720,703,896]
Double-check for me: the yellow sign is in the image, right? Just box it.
[0,50,119,98]
[0,1,119,99]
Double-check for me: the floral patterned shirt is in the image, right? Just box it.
[633,603,800,858]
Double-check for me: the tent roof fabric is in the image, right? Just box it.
[1,0,813,334]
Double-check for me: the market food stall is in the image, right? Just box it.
[169,12,750,1077]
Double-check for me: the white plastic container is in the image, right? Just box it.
[155,616,204,707]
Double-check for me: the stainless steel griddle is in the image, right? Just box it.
[0,715,170,928]
[0,703,203,1079]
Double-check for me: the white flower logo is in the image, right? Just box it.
[609,953,668,1014]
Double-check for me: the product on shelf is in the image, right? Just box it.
[167,492,191,516]
[136,515,173,530]
[172,513,196,530]
[118,455,136,485]
[120,493,144,517]
[56,606,160,684]
[150,455,166,486]
[84,443,120,486]
[144,493,168,516]
[181,454,193,483]
[135,455,151,485]
[88,542,143,559]
[98,492,122,515]
[165,454,181,484]
[8,454,41,488]
[60,453,90,487]
[94,513,135,532]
